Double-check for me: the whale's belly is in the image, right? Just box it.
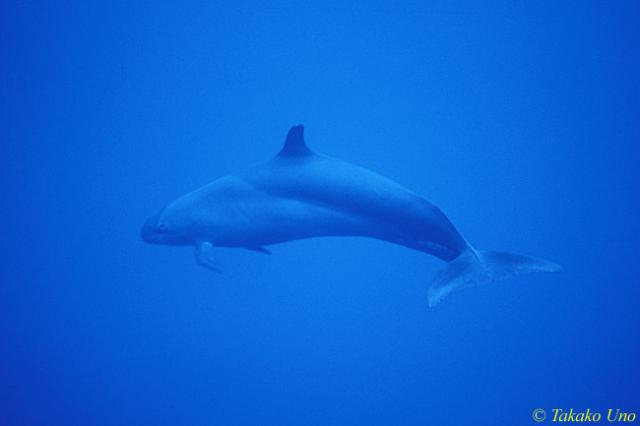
[209,187,464,261]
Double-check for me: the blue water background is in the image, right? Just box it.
[2,2,639,425]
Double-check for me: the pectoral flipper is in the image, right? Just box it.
[195,241,222,272]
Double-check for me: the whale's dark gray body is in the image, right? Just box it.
[142,125,560,305]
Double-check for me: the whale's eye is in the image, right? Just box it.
[157,224,169,233]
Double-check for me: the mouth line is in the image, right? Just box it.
[141,212,162,243]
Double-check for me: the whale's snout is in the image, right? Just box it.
[140,212,162,243]
[141,209,191,245]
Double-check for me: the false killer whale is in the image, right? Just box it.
[141,125,561,305]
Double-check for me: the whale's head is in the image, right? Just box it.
[141,199,197,246]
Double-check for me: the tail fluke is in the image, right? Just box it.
[427,248,562,307]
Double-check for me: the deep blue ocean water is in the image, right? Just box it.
[2,2,639,425]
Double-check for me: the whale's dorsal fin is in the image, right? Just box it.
[277,125,313,157]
